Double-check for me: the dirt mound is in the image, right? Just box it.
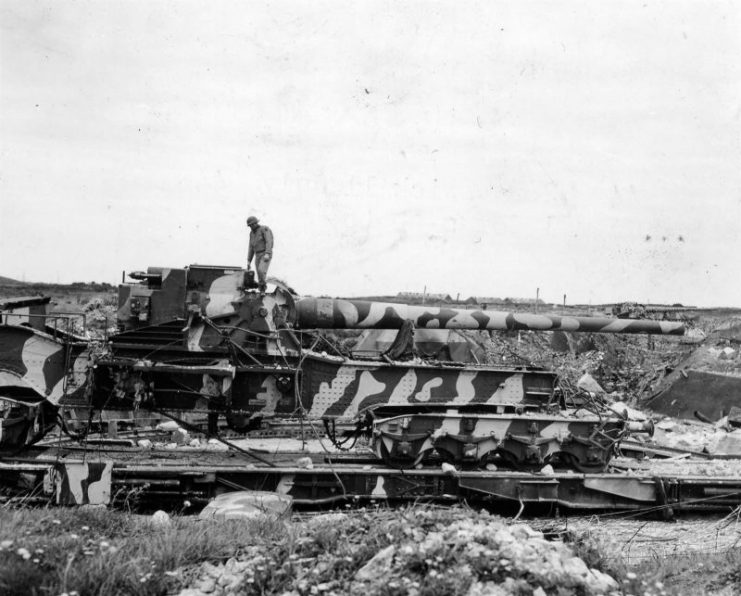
[178,508,619,596]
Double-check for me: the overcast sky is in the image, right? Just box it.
[1,1,739,306]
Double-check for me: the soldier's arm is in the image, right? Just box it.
[247,241,254,266]
[264,227,274,255]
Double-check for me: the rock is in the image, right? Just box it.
[306,512,348,528]
[198,490,293,521]
[150,510,171,528]
[550,331,571,353]
[206,439,229,451]
[201,562,222,578]
[172,429,189,445]
[137,439,153,449]
[711,432,741,456]
[296,456,313,469]
[466,581,510,596]
[196,577,216,593]
[656,419,676,431]
[354,545,395,581]
[720,347,737,360]
[156,420,181,432]
[509,524,543,540]
[586,568,618,593]
[577,373,605,394]
[727,406,741,428]
[539,464,555,475]
[715,416,730,429]
[441,462,458,476]
[562,556,589,579]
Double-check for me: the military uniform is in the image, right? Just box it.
[247,219,274,292]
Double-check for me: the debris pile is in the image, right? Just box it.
[177,508,620,596]
[481,329,688,403]
[648,339,741,420]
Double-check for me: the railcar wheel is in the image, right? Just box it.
[559,452,608,473]
[497,449,526,471]
[375,437,428,469]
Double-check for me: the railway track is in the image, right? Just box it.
[3,442,741,518]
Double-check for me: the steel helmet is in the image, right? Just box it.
[246,216,259,226]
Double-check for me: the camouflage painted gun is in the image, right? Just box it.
[2,265,681,471]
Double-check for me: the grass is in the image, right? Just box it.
[0,507,288,596]
[3,505,741,596]
[570,530,741,596]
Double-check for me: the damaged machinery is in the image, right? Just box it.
[1,265,684,471]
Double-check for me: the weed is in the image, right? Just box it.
[0,508,286,596]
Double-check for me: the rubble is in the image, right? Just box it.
[176,509,621,596]
[648,339,741,420]
[576,373,605,394]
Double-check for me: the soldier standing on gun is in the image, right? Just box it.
[246,215,273,294]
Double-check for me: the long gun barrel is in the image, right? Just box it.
[295,298,685,335]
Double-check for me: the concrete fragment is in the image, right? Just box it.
[196,577,216,593]
[539,464,555,475]
[198,490,293,521]
[206,439,229,451]
[137,439,153,448]
[510,524,543,540]
[562,556,589,579]
[586,568,619,593]
[150,510,171,528]
[172,429,189,445]
[355,545,395,581]
[307,512,348,528]
[727,406,741,428]
[577,373,604,394]
[709,431,741,456]
[720,347,737,359]
[296,456,313,469]
[715,416,730,429]
[441,462,458,476]
[156,420,181,432]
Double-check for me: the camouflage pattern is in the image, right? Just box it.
[1,300,92,448]
[297,355,556,420]
[0,325,90,407]
[116,265,684,338]
[371,409,653,471]
[49,461,112,505]
[0,263,684,468]
[296,298,686,335]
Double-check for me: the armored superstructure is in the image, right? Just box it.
[1,265,682,470]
